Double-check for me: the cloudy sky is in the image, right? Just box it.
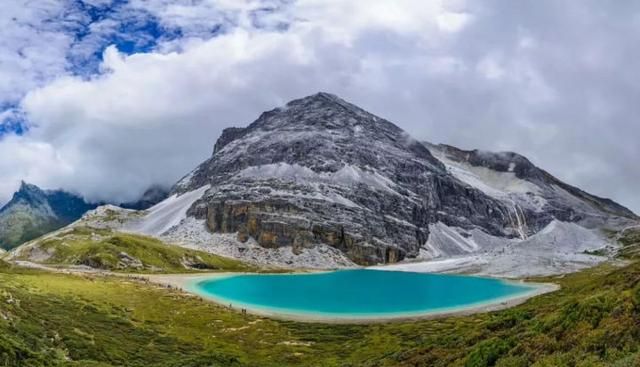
[1,0,639,213]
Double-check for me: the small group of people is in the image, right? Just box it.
[229,303,248,316]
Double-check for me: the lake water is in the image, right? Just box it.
[189,269,537,320]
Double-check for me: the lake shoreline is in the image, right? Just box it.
[145,272,560,324]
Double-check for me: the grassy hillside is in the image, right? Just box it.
[1,253,639,366]
[619,227,640,259]
[10,226,253,273]
[0,208,62,250]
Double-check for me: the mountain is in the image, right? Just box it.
[0,182,98,250]
[0,183,169,250]
[52,93,637,275]
[119,185,169,210]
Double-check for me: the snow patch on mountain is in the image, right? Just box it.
[236,163,405,197]
[433,150,547,213]
[378,219,612,277]
[125,185,210,236]
[433,151,537,195]
[421,222,508,259]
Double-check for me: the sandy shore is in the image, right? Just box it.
[143,272,560,324]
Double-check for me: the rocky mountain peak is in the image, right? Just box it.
[0,181,170,250]
[212,92,402,156]
[173,93,551,264]
[5,181,48,210]
[251,91,400,133]
[17,180,42,195]
[427,143,543,180]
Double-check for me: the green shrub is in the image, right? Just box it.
[495,355,528,367]
[466,338,514,367]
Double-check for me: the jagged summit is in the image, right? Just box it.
[253,92,380,129]
[279,92,381,125]
[5,181,49,210]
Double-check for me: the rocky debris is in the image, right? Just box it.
[405,219,613,277]
[80,205,141,228]
[117,252,144,269]
[162,217,355,269]
[20,246,55,263]
[181,255,219,270]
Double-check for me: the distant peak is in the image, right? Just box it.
[310,91,342,101]
[286,92,356,110]
[300,91,340,101]
[3,181,48,210]
[18,181,42,193]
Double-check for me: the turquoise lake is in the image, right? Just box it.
[190,270,537,319]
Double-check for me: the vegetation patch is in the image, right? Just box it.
[618,227,640,259]
[12,226,253,273]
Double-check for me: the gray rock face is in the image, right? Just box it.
[170,92,638,265]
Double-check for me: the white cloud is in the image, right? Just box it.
[1,0,640,215]
[4,0,466,204]
[0,0,72,105]
[0,135,73,203]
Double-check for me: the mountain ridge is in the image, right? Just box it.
[0,182,97,250]
[427,142,636,219]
